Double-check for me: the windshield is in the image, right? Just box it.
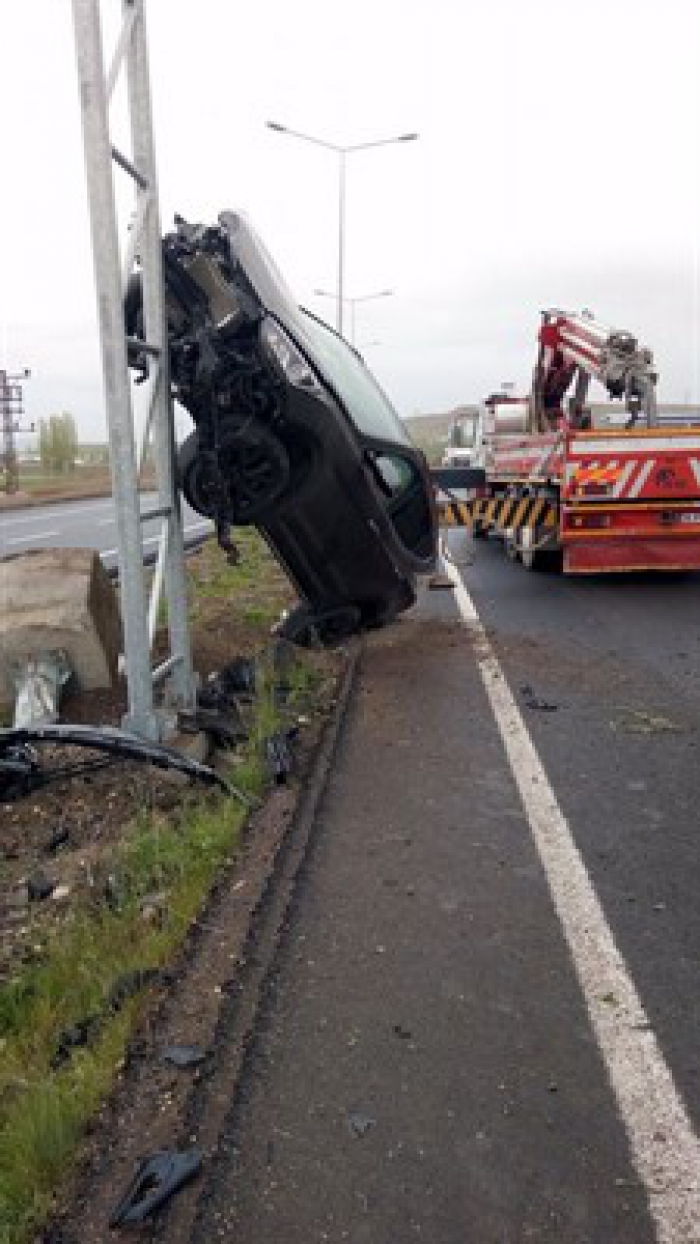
[297,311,411,447]
[449,417,477,448]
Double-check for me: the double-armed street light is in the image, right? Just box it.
[266,121,417,336]
[314,287,393,344]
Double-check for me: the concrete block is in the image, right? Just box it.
[0,548,122,709]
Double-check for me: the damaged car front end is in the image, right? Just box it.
[126,211,437,640]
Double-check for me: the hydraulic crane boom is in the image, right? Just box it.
[530,309,658,432]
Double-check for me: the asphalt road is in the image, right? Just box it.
[0,493,213,569]
[192,535,700,1243]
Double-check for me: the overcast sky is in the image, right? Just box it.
[2,0,699,442]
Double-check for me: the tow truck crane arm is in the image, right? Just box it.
[530,310,658,432]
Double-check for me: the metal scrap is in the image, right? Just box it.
[0,723,235,803]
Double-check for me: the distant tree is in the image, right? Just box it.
[38,418,50,472]
[41,412,79,474]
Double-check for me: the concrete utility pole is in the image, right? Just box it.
[0,368,32,495]
[71,0,196,739]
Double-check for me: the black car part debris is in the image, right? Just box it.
[520,685,559,713]
[0,724,239,803]
[50,971,169,1072]
[178,705,246,749]
[27,871,56,902]
[51,1014,104,1070]
[109,1148,202,1228]
[126,211,437,638]
[264,727,299,785]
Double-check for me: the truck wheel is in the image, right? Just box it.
[472,520,488,540]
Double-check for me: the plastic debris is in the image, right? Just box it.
[348,1112,376,1138]
[109,1148,202,1228]
[11,650,72,727]
[520,684,558,712]
[161,1044,206,1069]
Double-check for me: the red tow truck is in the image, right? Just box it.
[439,310,700,573]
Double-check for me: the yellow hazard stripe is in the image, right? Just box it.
[438,494,558,530]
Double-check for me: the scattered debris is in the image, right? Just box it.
[178,705,245,749]
[108,1148,202,1228]
[51,1015,104,1070]
[264,729,298,785]
[161,1044,206,1069]
[393,1023,413,1040]
[139,892,168,926]
[51,884,72,903]
[107,968,166,1014]
[520,684,558,712]
[27,871,55,902]
[348,1112,376,1139]
[45,825,71,855]
[611,708,683,735]
[200,657,257,709]
[48,971,169,1072]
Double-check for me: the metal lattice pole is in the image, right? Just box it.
[71,0,197,739]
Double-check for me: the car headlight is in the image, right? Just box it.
[261,319,323,392]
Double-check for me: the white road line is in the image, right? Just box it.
[1,512,67,527]
[443,554,700,1243]
[99,526,211,561]
[97,516,115,526]
[6,530,58,545]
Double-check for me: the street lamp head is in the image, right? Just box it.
[266,121,287,133]
[398,132,419,142]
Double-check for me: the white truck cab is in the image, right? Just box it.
[441,408,486,470]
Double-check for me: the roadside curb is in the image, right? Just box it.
[161,639,361,1244]
[0,488,112,512]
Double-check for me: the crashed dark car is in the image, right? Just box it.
[127,211,437,640]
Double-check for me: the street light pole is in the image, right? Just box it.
[338,150,345,334]
[267,122,417,338]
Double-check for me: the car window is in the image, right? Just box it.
[298,311,411,447]
[371,452,417,497]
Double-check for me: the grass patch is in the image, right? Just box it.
[0,791,249,1243]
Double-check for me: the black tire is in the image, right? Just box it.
[177,424,290,524]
